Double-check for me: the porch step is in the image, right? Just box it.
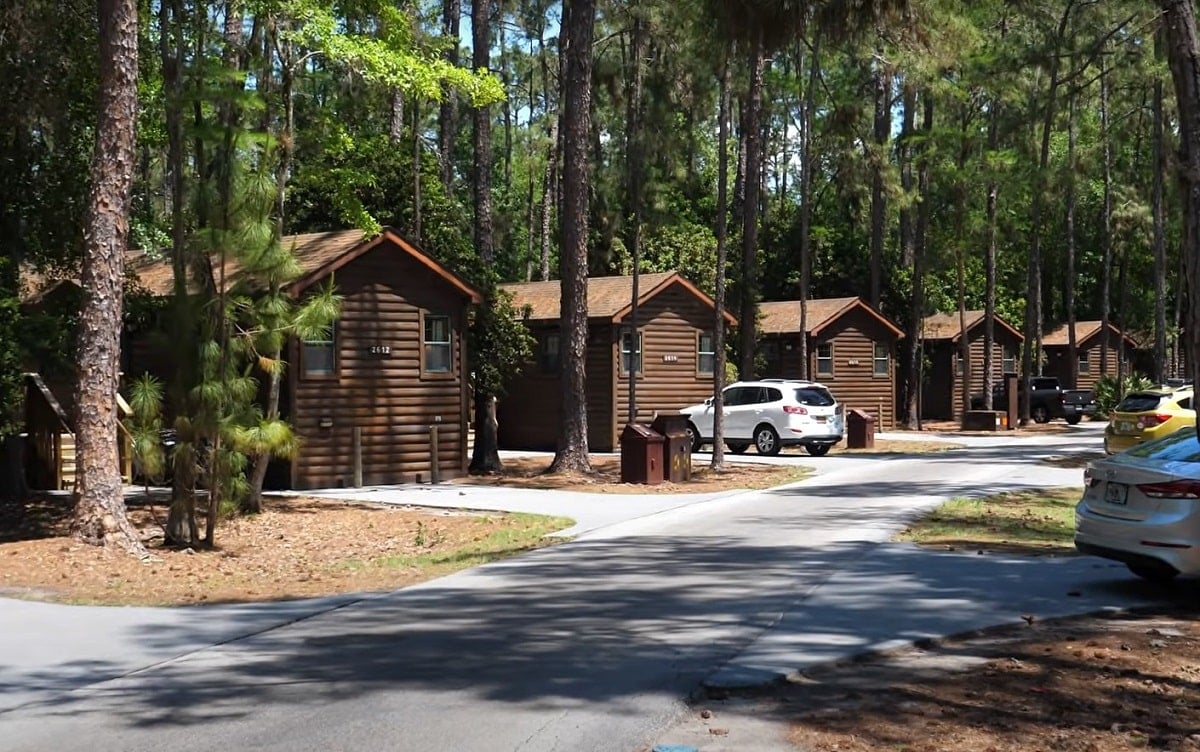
[59,433,76,491]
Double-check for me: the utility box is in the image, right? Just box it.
[620,423,664,485]
[846,409,875,449]
[651,413,692,483]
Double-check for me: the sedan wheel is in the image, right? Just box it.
[1128,562,1179,583]
[754,425,781,456]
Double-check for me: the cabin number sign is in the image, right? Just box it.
[367,345,392,357]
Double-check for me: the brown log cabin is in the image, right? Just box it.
[757,297,904,429]
[919,310,1024,422]
[1042,321,1140,391]
[496,271,737,451]
[27,228,482,489]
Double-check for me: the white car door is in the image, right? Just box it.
[723,386,759,440]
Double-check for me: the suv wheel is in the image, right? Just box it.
[805,444,831,457]
[726,442,749,454]
[1032,405,1049,424]
[685,422,703,453]
[754,424,781,456]
[1065,414,1081,425]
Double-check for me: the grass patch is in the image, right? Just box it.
[340,513,574,574]
[894,487,1081,555]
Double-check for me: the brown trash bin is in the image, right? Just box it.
[651,413,692,483]
[620,423,664,485]
[846,409,875,449]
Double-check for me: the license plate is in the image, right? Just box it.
[1105,482,1128,505]
[1118,421,1136,434]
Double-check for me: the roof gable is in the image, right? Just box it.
[758,297,902,337]
[30,228,481,304]
[1042,320,1137,349]
[500,271,736,325]
[921,310,1024,342]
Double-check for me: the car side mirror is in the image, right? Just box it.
[704,397,713,407]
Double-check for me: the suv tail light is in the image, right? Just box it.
[1137,480,1200,499]
[1137,414,1173,429]
[783,405,808,415]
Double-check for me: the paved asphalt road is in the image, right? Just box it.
[2,424,1192,752]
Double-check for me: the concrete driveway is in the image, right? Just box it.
[4,421,1191,752]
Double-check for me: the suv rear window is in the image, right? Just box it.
[1115,393,1168,413]
[794,387,835,406]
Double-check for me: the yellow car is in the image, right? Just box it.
[1104,388,1195,454]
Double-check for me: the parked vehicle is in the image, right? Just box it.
[1103,387,1196,455]
[1076,427,1200,581]
[680,379,844,456]
[969,376,1089,424]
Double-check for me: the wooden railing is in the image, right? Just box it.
[24,373,133,491]
[24,373,74,491]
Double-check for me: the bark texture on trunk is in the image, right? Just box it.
[711,51,731,472]
[869,45,890,310]
[439,0,461,189]
[73,0,146,556]
[549,0,594,473]
[1153,77,1168,385]
[737,35,766,380]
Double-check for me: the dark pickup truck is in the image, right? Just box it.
[970,376,1096,424]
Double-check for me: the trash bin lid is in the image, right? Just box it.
[621,422,664,441]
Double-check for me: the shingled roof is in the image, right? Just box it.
[22,228,481,303]
[1042,320,1139,348]
[921,310,1024,342]
[758,297,902,337]
[500,271,736,324]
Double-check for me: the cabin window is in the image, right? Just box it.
[423,314,453,374]
[1002,348,1016,374]
[1078,352,1091,374]
[872,341,889,377]
[696,332,715,375]
[816,343,833,376]
[955,352,965,376]
[620,330,643,374]
[301,324,337,379]
[540,332,561,373]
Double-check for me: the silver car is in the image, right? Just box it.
[679,379,845,456]
[1075,426,1200,581]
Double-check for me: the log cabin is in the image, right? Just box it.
[496,271,736,451]
[757,297,904,429]
[919,310,1024,422]
[25,228,481,490]
[1042,321,1141,391]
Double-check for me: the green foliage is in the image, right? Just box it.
[471,286,536,399]
[127,375,167,484]
[1092,373,1155,418]
[0,297,24,439]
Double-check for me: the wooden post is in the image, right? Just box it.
[430,423,441,484]
[352,426,363,488]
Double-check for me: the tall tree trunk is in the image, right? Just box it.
[161,0,198,546]
[469,0,502,474]
[624,13,644,423]
[1023,5,1071,422]
[954,104,971,419]
[1065,83,1079,389]
[549,0,594,474]
[390,89,404,144]
[798,38,819,382]
[982,96,1000,411]
[1153,77,1168,384]
[1099,53,1114,378]
[539,116,558,280]
[413,99,423,242]
[438,0,461,189]
[868,42,890,309]
[737,35,766,380]
[900,83,921,427]
[711,50,732,472]
[916,95,934,419]
[73,0,146,556]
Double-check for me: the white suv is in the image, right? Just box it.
[679,379,845,456]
